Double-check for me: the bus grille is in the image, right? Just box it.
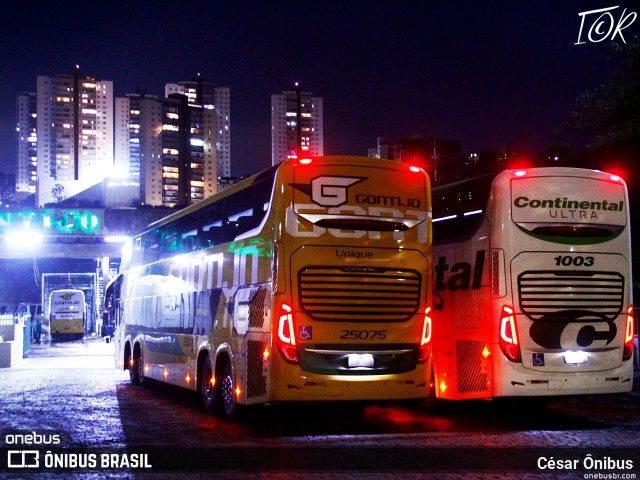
[298,267,421,322]
[517,270,624,320]
[249,286,267,329]
[455,340,488,395]
[247,340,267,398]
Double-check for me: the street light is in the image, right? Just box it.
[5,230,43,248]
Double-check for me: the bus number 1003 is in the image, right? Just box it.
[554,255,595,267]
[340,330,387,340]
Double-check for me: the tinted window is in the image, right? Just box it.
[432,172,497,242]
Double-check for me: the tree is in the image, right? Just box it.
[565,39,640,298]
[52,184,66,204]
[566,39,640,152]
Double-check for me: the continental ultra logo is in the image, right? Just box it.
[514,196,624,219]
[292,176,422,208]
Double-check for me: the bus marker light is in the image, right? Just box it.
[163,369,168,378]
[514,170,527,177]
[419,307,432,363]
[185,372,192,383]
[235,386,241,397]
[499,305,522,363]
[277,303,299,364]
[409,166,422,173]
[263,347,270,360]
[623,305,634,360]
[298,158,312,165]
[439,381,447,393]
[482,346,490,358]
[610,174,621,182]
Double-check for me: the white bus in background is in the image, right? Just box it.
[49,289,86,341]
[430,167,634,401]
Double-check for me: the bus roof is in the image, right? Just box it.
[139,156,421,236]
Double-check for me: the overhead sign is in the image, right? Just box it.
[0,209,103,235]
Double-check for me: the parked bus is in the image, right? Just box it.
[110,156,432,417]
[430,167,634,400]
[49,289,86,341]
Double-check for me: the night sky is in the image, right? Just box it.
[1,1,638,177]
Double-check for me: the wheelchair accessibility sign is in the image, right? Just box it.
[532,353,545,367]
[299,326,312,341]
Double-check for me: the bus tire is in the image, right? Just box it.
[222,361,243,419]
[200,355,219,413]
[130,344,144,386]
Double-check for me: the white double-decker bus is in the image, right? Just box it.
[430,167,634,400]
[109,156,432,417]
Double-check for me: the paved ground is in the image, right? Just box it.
[1,337,639,479]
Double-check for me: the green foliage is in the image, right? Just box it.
[567,39,640,149]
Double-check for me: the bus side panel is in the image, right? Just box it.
[232,284,272,406]
[432,224,493,400]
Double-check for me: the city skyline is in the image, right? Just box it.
[2,1,639,179]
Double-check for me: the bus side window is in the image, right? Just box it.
[201,202,224,248]
[181,233,199,251]
[203,226,222,246]
[432,172,496,242]
[223,187,256,242]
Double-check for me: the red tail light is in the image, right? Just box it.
[623,305,634,361]
[277,303,299,364]
[499,305,521,362]
[418,307,432,363]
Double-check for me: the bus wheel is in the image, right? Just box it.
[200,356,219,413]
[130,345,144,386]
[222,362,243,419]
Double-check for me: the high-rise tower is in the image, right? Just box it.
[35,66,113,205]
[271,84,323,165]
[15,92,37,197]
[165,76,231,179]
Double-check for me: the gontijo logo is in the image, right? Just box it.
[294,176,423,209]
[310,176,365,207]
[54,294,81,306]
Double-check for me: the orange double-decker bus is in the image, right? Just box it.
[110,156,432,417]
